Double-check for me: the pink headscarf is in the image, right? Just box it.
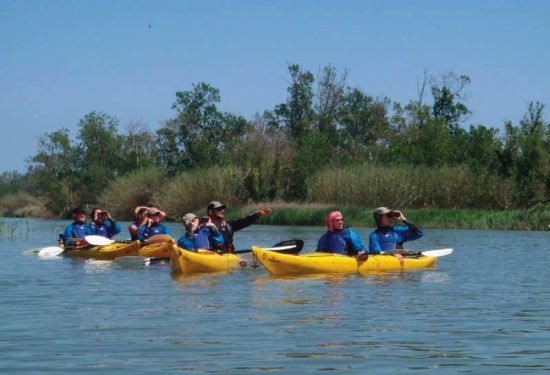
[326,211,343,232]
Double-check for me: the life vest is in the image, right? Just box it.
[374,229,401,251]
[193,228,210,249]
[91,222,109,238]
[143,223,167,239]
[71,223,89,239]
[319,231,351,255]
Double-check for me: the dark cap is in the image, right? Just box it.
[71,206,86,215]
[207,201,226,210]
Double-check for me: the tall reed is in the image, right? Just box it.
[100,168,167,220]
[156,166,248,221]
[306,164,517,209]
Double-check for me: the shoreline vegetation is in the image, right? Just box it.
[234,204,550,231]
[1,65,548,228]
[1,204,548,232]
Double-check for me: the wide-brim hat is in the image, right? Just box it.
[207,201,226,211]
[134,206,150,215]
[182,213,198,225]
[148,207,166,219]
[373,207,392,216]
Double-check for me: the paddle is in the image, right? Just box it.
[381,248,453,257]
[419,248,453,257]
[37,246,65,257]
[84,235,115,246]
[234,239,304,254]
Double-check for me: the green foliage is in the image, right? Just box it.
[76,111,125,201]
[156,83,251,174]
[99,167,167,220]
[275,64,315,139]
[0,171,29,197]
[156,166,247,221]
[27,128,79,215]
[15,65,550,221]
[307,164,516,209]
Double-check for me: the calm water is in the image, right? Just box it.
[1,219,549,374]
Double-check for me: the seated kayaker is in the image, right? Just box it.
[90,207,121,239]
[207,200,272,253]
[368,207,424,264]
[129,206,149,241]
[316,211,368,260]
[138,207,171,241]
[177,213,224,251]
[62,206,93,246]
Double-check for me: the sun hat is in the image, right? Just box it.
[148,207,166,219]
[373,207,392,216]
[134,206,149,216]
[182,213,198,225]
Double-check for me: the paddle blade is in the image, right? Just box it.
[85,235,115,246]
[143,234,173,244]
[38,246,64,257]
[273,239,304,252]
[421,248,453,257]
[234,239,305,255]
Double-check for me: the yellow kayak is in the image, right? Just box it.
[64,241,141,260]
[139,240,173,258]
[252,247,437,276]
[170,244,241,275]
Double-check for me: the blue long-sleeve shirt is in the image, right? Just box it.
[368,221,424,254]
[62,222,94,246]
[90,219,121,239]
[138,223,171,241]
[177,225,224,250]
[317,227,365,255]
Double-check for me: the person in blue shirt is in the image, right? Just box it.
[90,208,121,239]
[62,206,93,246]
[317,210,368,259]
[138,207,171,241]
[129,206,149,241]
[368,207,424,264]
[177,213,224,251]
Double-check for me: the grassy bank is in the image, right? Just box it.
[232,203,550,231]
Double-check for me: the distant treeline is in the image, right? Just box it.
[0,64,548,220]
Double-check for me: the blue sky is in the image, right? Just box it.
[1,0,549,173]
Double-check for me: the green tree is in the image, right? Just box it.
[338,88,392,163]
[120,121,157,172]
[0,171,29,197]
[27,128,79,214]
[76,111,124,202]
[514,101,549,206]
[430,72,471,133]
[275,64,315,140]
[157,83,230,173]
